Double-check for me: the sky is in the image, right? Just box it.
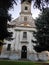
[9,1,41,20]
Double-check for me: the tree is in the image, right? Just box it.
[33,0,49,10]
[0,0,17,53]
[33,8,49,52]
[0,0,17,43]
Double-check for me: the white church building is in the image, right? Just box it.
[0,0,49,61]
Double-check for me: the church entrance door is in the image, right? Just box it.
[21,46,27,58]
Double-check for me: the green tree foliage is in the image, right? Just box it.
[0,0,16,45]
[33,8,49,52]
[33,0,49,10]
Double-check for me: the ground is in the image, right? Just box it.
[0,60,49,65]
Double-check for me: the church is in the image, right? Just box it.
[0,0,49,61]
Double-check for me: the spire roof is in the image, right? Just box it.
[21,0,32,3]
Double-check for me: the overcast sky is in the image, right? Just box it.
[9,1,41,20]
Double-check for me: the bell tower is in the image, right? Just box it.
[20,0,32,25]
[21,0,32,14]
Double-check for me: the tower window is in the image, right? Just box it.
[24,17,27,21]
[7,44,11,51]
[25,6,28,10]
[23,32,27,39]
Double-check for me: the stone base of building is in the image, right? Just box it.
[0,51,48,61]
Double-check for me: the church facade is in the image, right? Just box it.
[0,1,49,61]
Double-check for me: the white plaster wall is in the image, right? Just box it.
[0,26,48,61]
[18,14,32,23]
[28,53,38,61]
[14,31,20,51]
[20,31,23,42]
[27,32,33,52]
[38,53,48,61]
[21,2,31,13]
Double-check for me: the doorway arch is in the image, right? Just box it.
[21,46,27,58]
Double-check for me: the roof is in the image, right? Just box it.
[9,16,35,28]
[21,0,32,3]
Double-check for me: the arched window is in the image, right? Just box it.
[23,32,27,39]
[25,6,28,10]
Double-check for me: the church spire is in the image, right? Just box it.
[21,0,32,3]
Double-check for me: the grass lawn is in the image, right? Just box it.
[0,60,49,65]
